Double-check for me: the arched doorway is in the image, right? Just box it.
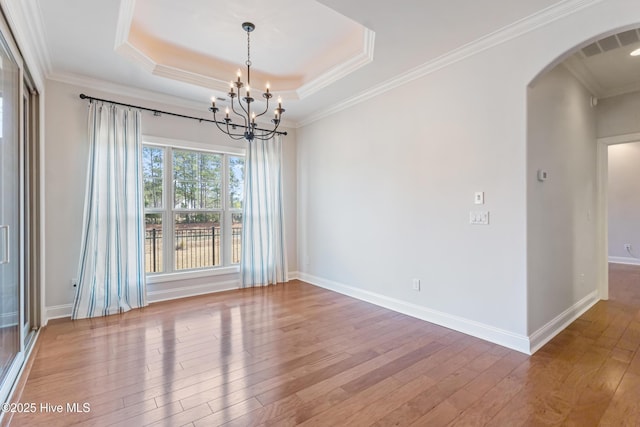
[526,25,640,352]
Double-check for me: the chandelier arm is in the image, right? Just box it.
[229,97,249,129]
[254,130,278,140]
[212,113,242,138]
[255,96,270,118]
[253,134,273,141]
[253,119,282,140]
[232,96,250,123]
[224,120,247,140]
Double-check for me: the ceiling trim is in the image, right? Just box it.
[562,54,640,99]
[47,71,297,129]
[599,81,640,99]
[298,0,604,127]
[153,63,231,92]
[561,56,604,97]
[296,28,375,99]
[113,0,135,49]
[0,0,52,87]
[113,0,373,102]
[49,71,207,110]
[114,41,156,73]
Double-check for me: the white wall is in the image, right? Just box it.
[296,0,640,352]
[527,65,598,335]
[607,141,640,261]
[44,79,297,317]
[596,91,640,138]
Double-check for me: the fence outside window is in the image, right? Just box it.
[144,226,242,272]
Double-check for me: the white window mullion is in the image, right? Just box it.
[222,154,230,267]
[165,146,175,273]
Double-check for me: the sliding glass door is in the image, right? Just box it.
[0,28,21,397]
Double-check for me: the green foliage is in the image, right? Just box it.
[173,149,222,209]
[142,146,164,208]
[229,156,244,209]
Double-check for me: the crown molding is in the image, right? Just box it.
[112,0,371,102]
[153,63,230,92]
[0,0,52,87]
[296,28,375,99]
[113,28,303,101]
[47,71,297,129]
[114,0,135,49]
[298,0,604,128]
[599,82,640,99]
[562,53,640,100]
[561,56,604,97]
[114,41,156,73]
[49,71,211,112]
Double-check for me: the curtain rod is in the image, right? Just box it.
[78,93,288,136]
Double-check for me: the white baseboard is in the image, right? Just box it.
[46,304,73,321]
[288,271,299,280]
[528,290,599,354]
[45,273,303,322]
[45,280,241,321]
[608,256,640,266]
[298,272,531,354]
[147,279,239,303]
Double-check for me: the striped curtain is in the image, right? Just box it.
[72,103,147,319]
[240,134,288,287]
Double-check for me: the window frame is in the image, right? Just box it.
[142,136,245,283]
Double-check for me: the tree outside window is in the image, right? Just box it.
[142,145,244,274]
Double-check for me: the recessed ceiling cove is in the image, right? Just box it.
[114,0,375,100]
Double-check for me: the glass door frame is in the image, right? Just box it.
[22,75,39,343]
[0,8,41,408]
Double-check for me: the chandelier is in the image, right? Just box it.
[209,22,285,142]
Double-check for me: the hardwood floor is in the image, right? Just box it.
[6,264,640,426]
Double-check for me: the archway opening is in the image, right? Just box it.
[526,26,640,352]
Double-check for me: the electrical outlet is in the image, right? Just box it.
[412,278,421,291]
[469,211,489,225]
[71,278,78,288]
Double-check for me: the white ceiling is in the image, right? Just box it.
[20,0,640,124]
[562,29,640,99]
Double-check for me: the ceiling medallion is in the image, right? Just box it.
[209,22,285,142]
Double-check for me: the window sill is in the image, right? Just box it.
[146,266,240,284]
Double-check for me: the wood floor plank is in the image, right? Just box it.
[341,375,437,426]
[8,267,640,426]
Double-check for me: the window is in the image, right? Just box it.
[142,143,244,275]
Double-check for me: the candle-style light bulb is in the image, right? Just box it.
[278,97,282,108]
[246,85,250,96]
[210,96,216,109]
[251,112,256,123]
[266,82,270,94]
[229,81,234,94]
[236,69,241,82]
[225,107,230,119]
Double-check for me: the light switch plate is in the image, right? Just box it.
[474,192,484,204]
